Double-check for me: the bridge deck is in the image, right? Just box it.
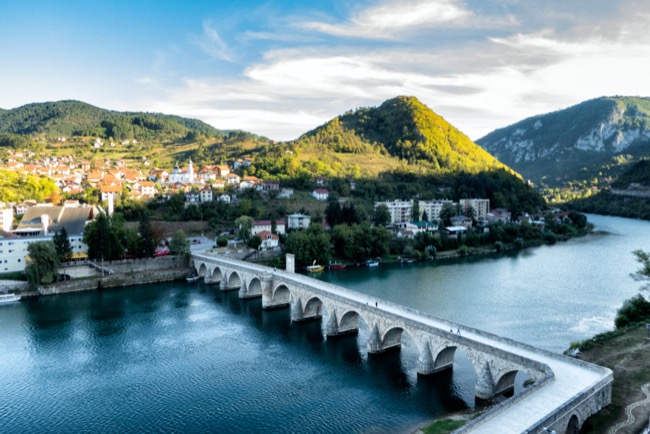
[192,254,612,433]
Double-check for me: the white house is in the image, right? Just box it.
[257,230,279,251]
[199,186,213,203]
[253,219,286,235]
[140,181,156,197]
[312,188,329,201]
[217,193,231,204]
[287,213,311,230]
[226,173,241,185]
[185,190,200,203]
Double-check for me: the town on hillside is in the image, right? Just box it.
[1,147,589,277]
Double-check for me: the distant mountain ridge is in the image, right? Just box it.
[476,96,650,184]
[295,96,512,176]
[0,100,225,139]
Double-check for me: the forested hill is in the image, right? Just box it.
[609,159,650,188]
[0,100,226,140]
[293,96,513,176]
[570,159,650,219]
[476,96,650,185]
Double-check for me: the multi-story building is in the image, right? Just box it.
[374,200,413,226]
[418,200,454,222]
[0,208,13,232]
[287,213,311,230]
[1,203,101,273]
[459,198,490,221]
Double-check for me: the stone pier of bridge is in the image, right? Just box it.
[191,252,612,433]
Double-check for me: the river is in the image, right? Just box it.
[0,214,647,433]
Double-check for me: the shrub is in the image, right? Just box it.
[615,294,650,329]
[216,236,228,247]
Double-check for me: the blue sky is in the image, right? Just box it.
[2,0,650,141]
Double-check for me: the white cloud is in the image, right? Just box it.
[300,0,473,39]
[136,1,650,142]
[191,20,233,62]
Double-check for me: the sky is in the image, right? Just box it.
[1,0,650,141]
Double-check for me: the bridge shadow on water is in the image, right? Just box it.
[208,287,474,414]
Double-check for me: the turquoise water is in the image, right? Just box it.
[0,214,647,432]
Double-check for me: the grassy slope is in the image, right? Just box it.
[578,325,650,433]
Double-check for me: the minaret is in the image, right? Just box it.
[188,158,194,183]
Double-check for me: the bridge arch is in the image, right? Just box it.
[247,277,262,297]
[227,271,242,289]
[494,369,519,396]
[339,309,364,335]
[197,262,208,277]
[566,413,580,434]
[211,267,223,282]
[303,296,324,318]
[433,345,457,373]
[273,284,291,304]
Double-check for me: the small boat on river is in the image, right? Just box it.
[306,260,324,273]
[306,264,324,273]
[0,293,21,304]
[328,262,347,271]
[186,274,201,283]
[365,259,379,268]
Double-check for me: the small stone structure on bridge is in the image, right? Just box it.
[191,253,612,434]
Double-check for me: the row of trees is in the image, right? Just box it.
[280,210,590,268]
[82,213,190,260]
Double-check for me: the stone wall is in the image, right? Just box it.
[90,255,189,273]
[37,257,190,296]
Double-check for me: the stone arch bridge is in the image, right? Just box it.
[191,253,612,434]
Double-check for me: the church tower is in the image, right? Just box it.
[188,158,194,183]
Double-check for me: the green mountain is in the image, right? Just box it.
[293,96,512,176]
[0,100,225,139]
[476,97,650,185]
[298,96,507,173]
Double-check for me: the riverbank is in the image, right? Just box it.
[13,256,191,298]
[572,324,650,433]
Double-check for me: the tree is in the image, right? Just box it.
[372,204,391,227]
[52,227,72,262]
[137,213,157,257]
[235,215,254,241]
[169,230,190,256]
[325,200,342,226]
[412,200,420,222]
[271,216,277,235]
[341,203,361,225]
[283,224,331,266]
[440,203,456,227]
[248,235,262,250]
[83,213,123,260]
[24,241,59,288]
